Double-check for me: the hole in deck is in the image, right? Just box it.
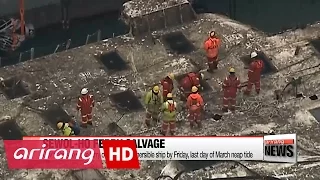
[0,119,24,140]
[99,51,128,71]
[240,51,277,75]
[107,122,127,136]
[42,104,71,128]
[176,73,212,92]
[162,31,195,54]
[0,77,30,99]
[310,39,320,53]
[109,90,143,112]
[309,107,320,122]
[179,160,219,172]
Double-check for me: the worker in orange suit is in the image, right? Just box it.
[179,72,204,100]
[187,86,204,128]
[160,73,175,101]
[244,52,264,95]
[222,68,240,112]
[204,31,221,72]
[77,88,95,128]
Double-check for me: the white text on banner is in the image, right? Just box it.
[24,136,264,161]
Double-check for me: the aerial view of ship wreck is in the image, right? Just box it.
[0,0,320,179]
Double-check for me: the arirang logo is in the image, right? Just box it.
[13,144,94,165]
[4,140,103,169]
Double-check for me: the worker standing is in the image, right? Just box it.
[204,31,221,72]
[161,93,177,136]
[161,73,175,101]
[144,85,163,127]
[57,122,75,136]
[222,68,240,112]
[77,88,95,128]
[244,52,264,95]
[179,72,204,99]
[187,86,204,128]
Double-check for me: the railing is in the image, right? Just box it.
[0,29,103,67]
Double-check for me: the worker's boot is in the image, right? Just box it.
[170,131,175,136]
[229,107,235,112]
[145,120,151,128]
[190,121,195,129]
[161,131,167,136]
[244,90,250,95]
[256,89,260,95]
[222,107,228,113]
[196,121,202,129]
[87,121,93,125]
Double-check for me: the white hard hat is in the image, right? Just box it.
[81,88,88,95]
[250,52,258,58]
[200,73,204,79]
[0,77,3,82]
[209,31,215,37]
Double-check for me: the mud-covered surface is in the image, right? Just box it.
[123,0,189,18]
[0,12,320,179]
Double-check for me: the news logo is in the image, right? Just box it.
[101,140,140,169]
[263,134,297,163]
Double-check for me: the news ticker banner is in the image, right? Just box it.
[3,134,296,169]
[24,134,296,162]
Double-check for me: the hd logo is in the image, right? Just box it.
[263,134,297,163]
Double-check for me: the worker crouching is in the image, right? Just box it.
[222,68,240,112]
[57,122,75,136]
[77,88,95,128]
[161,73,174,101]
[244,52,264,95]
[187,86,204,128]
[144,85,163,127]
[204,31,221,72]
[161,93,177,136]
[179,72,204,100]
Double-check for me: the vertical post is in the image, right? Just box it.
[162,9,167,28]
[54,45,60,53]
[19,52,23,62]
[179,4,183,24]
[66,39,71,50]
[85,34,90,44]
[0,57,2,67]
[30,48,34,60]
[97,30,101,42]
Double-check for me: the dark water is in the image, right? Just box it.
[0,11,129,66]
[193,0,320,34]
[1,0,320,67]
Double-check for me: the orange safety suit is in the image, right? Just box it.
[204,37,221,70]
[222,75,240,112]
[246,59,264,94]
[179,73,201,98]
[77,94,95,124]
[186,93,204,127]
[160,76,174,100]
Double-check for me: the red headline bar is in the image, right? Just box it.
[264,139,294,145]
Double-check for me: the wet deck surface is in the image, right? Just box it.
[41,104,71,128]
[0,120,24,140]
[109,90,144,112]
[98,51,129,72]
[310,38,320,53]
[0,77,30,100]
[309,107,320,122]
[162,31,195,54]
